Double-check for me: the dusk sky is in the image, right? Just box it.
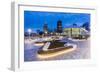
[24,11,90,33]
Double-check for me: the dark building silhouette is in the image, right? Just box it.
[57,20,63,33]
[43,23,48,34]
[82,22,90,31]
[30,33,37,37]
[73,23,77,27]
[24,32,29,37]
[36,29,40,35]
[24,32,37,37]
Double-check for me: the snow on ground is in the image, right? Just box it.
[24,38,90,61]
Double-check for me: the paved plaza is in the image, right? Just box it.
[24,38,90,61]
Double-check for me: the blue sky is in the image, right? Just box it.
[24,11,90,33]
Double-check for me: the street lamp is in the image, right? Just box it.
[27,28,32,39]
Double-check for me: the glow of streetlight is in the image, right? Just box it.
[27,28,32,33]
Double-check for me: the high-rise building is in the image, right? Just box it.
[57,20,62,33]
[43,23,48,34]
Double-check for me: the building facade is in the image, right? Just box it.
[63,27,89,39]
[43,23,48,34]
[57,20,63,33]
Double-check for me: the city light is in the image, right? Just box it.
[27,28,32,39]
[37,47,76,59]
[27,28,32,33]
[24,11,90,61]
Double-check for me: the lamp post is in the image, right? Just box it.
[27,28,32,39]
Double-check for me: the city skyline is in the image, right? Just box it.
[24,11,90,61]
[24,11,90,33]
